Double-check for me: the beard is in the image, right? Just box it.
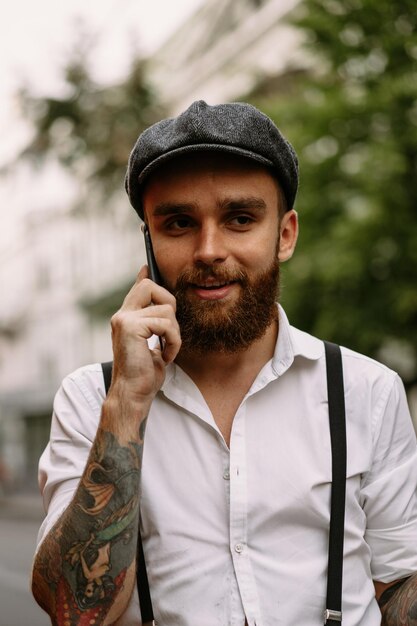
[171,256,280,355]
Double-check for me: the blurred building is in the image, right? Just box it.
[148,0,307,114]
[0,0,308,490]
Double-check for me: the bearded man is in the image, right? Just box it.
[32,101,417,626]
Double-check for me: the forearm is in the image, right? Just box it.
[32,394,148,625]
[379,574,417,625]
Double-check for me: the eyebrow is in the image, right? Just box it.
[152,202,197,217]
[152,197,267,217]
[219,197,267,213]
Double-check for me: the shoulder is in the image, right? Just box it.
[52,363,107,436]
[60,362,106,399]
[338,345,400,410]
[290,323,397,384]
[340,344,394,374]
[290,321,396,382]
[289,323,402,419]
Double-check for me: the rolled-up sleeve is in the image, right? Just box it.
[36,365,103,547]
[361,374,417,582]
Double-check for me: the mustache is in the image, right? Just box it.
[174,266,248,290]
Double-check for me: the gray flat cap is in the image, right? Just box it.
[125,100,298,218]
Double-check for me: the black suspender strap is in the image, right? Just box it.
[101,361,155,623]
[323,342,347,625]
[136,520,154,622]
[101,361,113,395]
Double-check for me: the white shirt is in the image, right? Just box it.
[37,306,417,626]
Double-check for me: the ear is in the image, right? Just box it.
[278,209,298,262]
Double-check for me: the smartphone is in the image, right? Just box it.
[143,225,164,350]
[143,224,162,286]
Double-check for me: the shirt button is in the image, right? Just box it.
[235,543,244,553]
[223,468,230,480]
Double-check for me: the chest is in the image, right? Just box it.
[141,375,371,527]
[195,374,261,447]
[204,391,247,446]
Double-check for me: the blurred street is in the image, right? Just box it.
[0,493,48,626]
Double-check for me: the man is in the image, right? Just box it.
[32,100,417,625]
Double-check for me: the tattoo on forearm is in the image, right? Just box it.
[32,422,147,624]
[379,575,417,625]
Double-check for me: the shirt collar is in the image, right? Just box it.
[161,303,324,386]
[271,305,323,377]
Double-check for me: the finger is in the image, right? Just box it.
[137,265,149,281]
[111,311,181,362]
[122,277,176,312]
[154,327,182,364]
[134,316,182,364]
[138,304,178,322]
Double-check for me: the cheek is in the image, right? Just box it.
[153,242,188,287]
[241,233,279,270]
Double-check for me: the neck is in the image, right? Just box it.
[175,317,279,386]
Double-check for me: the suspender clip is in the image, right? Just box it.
[324,608,342,622]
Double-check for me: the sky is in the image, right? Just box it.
[0,0,203,166]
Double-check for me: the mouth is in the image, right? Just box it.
[189,280,239,301]
[191,280,236,290]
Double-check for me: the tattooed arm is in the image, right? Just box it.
[32,268,181,625]
[376,575,417,625]
[32,422,146,625]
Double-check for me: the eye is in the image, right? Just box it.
[228,214,255,227]
[165,216,194,231]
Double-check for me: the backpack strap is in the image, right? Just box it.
[101,361,154,623]
[323,342,347,625]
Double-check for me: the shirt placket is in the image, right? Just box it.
[229,404,263,626]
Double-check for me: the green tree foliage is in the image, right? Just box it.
[251,0,417,385]
[18,51,166,205]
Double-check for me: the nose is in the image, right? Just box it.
[193,222,228,266]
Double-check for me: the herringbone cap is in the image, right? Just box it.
[125,100,298,218]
